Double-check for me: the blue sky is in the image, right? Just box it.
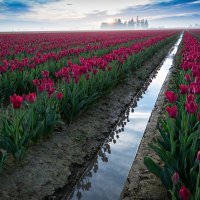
[0,0,200,31]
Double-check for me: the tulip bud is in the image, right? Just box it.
[179,186,190,200]
[172,172,179,184]
[165,91,178,103]
[197,113,200,122]
[42,70,49,77]
[184,74,191,82]
[179,85,189,94]
[10,94,23,109]
[108,66,112,71]
[185,101,198,114]
[197,150,200,161]
[186,94,195,103]
[27,93,36,103]
[56,92,63,100]
[166,105,178,118]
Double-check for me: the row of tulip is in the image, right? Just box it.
[0,31,158,60]
[0,31,175,104]
[0,31,133,58]
[0,31,179,171]
[0,33,153,75]
[144,31,200,200]
[54,32,178,121]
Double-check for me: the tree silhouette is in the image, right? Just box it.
[101,16,149,30]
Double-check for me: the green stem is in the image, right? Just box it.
[172,185,177,200]
[195,163,200,199]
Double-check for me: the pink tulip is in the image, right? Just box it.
[197,150,200,161]
[10,94,23,109]
[197,113,200,121]
[184,74,191,82]
[185,101,198,114]
[179,85,189,94]
[172,172,179,185]
[186,94,195,103]
[42,70,49,77]
[56,92,63,100]
[165,91,178,103]
[166,105,178,118]
[179,186,190,200]
[27,93,36,103]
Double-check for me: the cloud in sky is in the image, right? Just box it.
[0,1,30,13]
[0,0,200,31]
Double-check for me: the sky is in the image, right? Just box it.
[0,0,200,31]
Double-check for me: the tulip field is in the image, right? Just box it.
[0,30,180,170]
[145,31,200,200]
[1,28,200,199]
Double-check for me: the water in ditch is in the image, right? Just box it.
[66,34,183,200]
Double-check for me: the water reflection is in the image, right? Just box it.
[67,35,183,200]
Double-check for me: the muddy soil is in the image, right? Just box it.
[0,40,175,200]
[120,47,181,200]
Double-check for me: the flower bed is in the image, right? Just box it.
[0,31,179,172]
[145,31,200,200]
[0,31,173,103]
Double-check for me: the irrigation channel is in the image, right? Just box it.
[64,34,183,200]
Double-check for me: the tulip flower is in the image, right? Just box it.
[85,74,90,80]
[27,93,36,103]
[22,94,27,101]
[172,172,179,185]
[179,85,189,94]
[166,105,178,118]
[198,113,200,121]
[184,74,191,82]
[185,101,198,114]
[195,75,200,83]
[56,92,63,100]
[67,60,73,67]
[186,94,195,103]
[180,63,190,71]
[93,69,97,75]
[179,186,190,200]
[197,150,200,161]
[192,69,199,77]
[38,84,45,93]
[108,66,112,71]
[10,94,23,109]
[189,84,196,94]
[42,70,49,77]
[32,79,40,86]
[48,87,55,98]
[165,91,178,103]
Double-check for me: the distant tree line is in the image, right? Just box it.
[101,16,149,30]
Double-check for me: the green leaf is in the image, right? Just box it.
[161,165,173,190]
[144,156,162,178]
